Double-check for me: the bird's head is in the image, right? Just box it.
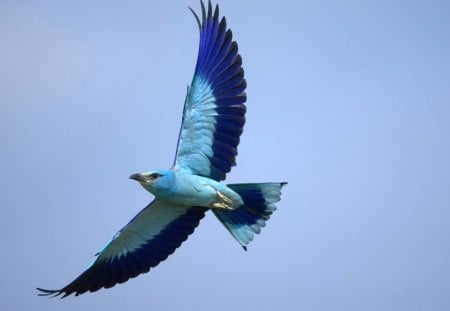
[129,169,175,197]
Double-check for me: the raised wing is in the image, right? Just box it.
[37,201,206,298]
[173,1,247,181]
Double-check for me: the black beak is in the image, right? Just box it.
[129,173,147,183]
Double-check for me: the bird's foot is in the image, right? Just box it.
[211,190,235,210]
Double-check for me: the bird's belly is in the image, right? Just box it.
[161,184,217,207]
[159,175,243,209]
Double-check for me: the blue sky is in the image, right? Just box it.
[1,0,449,310]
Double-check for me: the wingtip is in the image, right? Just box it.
[200,0,206,21]
[36,287,63,298]
[188,7,201,29]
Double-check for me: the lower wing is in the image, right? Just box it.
[38,200,207,298]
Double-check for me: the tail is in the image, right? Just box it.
[212,182,287,250]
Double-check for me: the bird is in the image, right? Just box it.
[37,0,287,298]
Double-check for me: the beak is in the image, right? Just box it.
[129,173,148,183]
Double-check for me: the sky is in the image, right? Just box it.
[1,0,450,310]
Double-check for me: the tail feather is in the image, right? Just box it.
[212,182,287,250]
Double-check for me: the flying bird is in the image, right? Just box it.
[38,0,286,298]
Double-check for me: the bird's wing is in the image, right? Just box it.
[173,1,247,181]
[37,201,207,298]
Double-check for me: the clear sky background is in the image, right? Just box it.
[1,0,449,310]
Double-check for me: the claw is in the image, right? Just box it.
[211,202,233,210]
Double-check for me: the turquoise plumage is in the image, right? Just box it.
[38,0,286,298]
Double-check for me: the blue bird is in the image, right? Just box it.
[38,0,287,298]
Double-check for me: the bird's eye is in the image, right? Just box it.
[149,173,161,179]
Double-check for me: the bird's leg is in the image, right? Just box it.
[216,190,234,204]
[211,190,235,210]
